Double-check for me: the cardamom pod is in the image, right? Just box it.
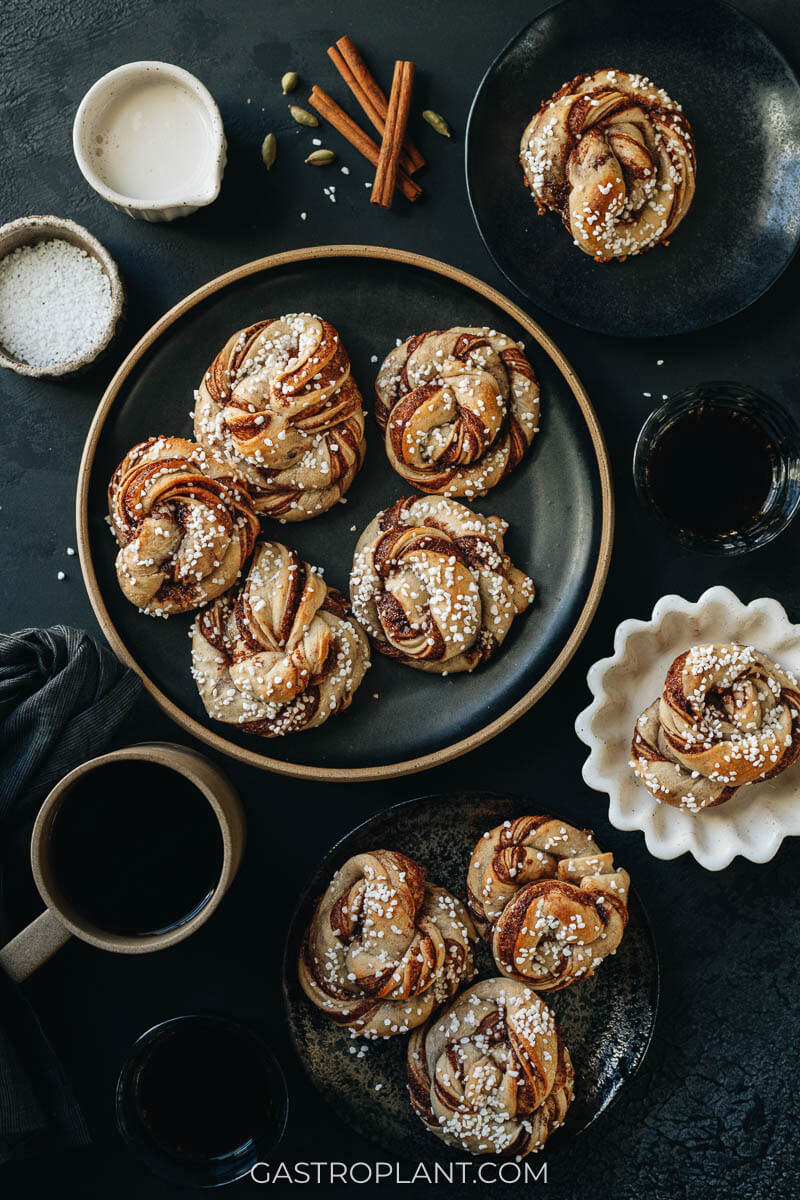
[261,132,277,171]
[305,149,335,166]
[281,71,299,94]
[289,105,319,128]
[422,109,452,138]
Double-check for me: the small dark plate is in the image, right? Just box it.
[283,792,659,1160]
[466,0,800,337]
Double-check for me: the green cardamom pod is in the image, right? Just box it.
[422,109,452,138]
[261,132,277,171]
[305,149,336,166]
[289,105,319,128]
[281,71,299,94]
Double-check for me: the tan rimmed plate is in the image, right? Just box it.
[77,245,613,782]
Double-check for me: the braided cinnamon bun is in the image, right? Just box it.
[298,849,476,1038]
[521,69,696,262]
[374,327,539,498]
[108,436,259,616]
[467,817,629,992]
[193,313,366,520]
[407,978,573,1156]
[350,495,534,674]
[631,643,800,812]
[190,541,369,736]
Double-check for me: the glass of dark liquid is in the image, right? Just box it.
[633,382,800,555]
[116,1014,288,1188]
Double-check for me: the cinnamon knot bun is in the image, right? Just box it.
[193,314,366,520]
[467,817,629,991]
[520,69,696,262]
[631,643,800,812]
[298,850,476,1038]
[350,495,535,673]
[191,541,369,736]
[374,327,539,497]
[407,978,573,1156]
[108,436,259,616]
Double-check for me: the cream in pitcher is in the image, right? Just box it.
[73,61,226,220]
[92,78,216,201]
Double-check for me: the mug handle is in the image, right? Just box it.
[0,909,72,983]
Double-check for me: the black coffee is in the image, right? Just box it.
[134,1019,277,1160]
[648,406,776,537]
[49,761,224,936]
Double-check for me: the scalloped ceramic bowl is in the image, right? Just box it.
[575,586,800,870]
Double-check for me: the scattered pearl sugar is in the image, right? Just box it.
[0,239,112,366]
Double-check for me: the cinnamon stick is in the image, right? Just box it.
[328,36,425,174]
[371,61,415,209]
[308,85,421,203]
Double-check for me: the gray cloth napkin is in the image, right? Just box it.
[0,626,142,1162]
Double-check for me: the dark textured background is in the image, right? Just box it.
[1,1,799,1196]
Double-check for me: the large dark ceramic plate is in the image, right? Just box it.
[77,246,612,781]
[466,0,800,337]
[283,792,659,1159]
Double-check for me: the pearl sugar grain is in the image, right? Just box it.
[0,238,113,367]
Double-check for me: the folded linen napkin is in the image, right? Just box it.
[0,626,141,1162]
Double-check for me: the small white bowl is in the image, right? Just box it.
[575,586,800,870]
[73,61,226,223]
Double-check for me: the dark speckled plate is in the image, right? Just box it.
[283,792,659,1160]
[466,0,800,337]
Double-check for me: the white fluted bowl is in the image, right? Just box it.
[575,586,800,870]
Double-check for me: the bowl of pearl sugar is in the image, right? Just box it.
[73,61,227,222]
[0,216,124,379]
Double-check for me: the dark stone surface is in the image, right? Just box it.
[1,0,799,1196]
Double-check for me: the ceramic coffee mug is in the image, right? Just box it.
[0,742,245,983]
